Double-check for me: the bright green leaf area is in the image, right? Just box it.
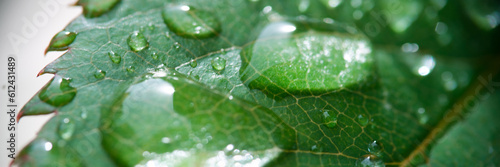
[15,0,499,166]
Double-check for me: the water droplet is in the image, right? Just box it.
[127,31,148,52]
[151,52,158,60]
[78,0,120,17]
[174,42,181,49]
[322,110,338,128]
[298,0,310,13]
[379,0,423,33]
[44,141,53,151]
[94,70,106,79]
[126,66,136,73]
[357,114,369,126]
[368,141,382,155]
[108,51,121,64]
[46,31,77,52]
[239,20,373,96]
[58,118,75,140]
[356,154,385,167]
[162,5,221,38]
[211,57,226,71]
[417,108,429,124]
[39,76,77,107]
[401,43,419,53]
[148,23,155,30]
[81,109,88,119]
[441,71,457,91]
[435,22,448,35]
[416,55,435,76]
[324,0,342,8]
[161,137,171,144]
[353,10,364,20]
[190,60,198,68]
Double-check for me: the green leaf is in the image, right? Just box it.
[15,0,500,166]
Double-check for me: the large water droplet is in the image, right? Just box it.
[58,118,75,140]
[108,51,121,64]
[211,57,226,71]
[39,76,77,107]
[322,110,338,128]
[94,70,106,79]
[78,0,121,17]
[239,20,373,96]
[357,114,369,127]
[356,154,385,167]
[46,31,77,52]
[162,5,221,38]
[128,31,148,52]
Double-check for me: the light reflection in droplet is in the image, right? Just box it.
[417,55,435,76]
[44,142,53,151]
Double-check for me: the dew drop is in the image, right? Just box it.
[58,118,75,140]
[126,66,136,73]
[322,110,338,128]
[108,51,121,64]
[162,5,221,38]
[46,31,77,52]
[81,110,88,119]
[211,57,226,71]
[417,108,429,124]
[148,23,155,30]
[39,76,77,107]
[356,154,385,167]
[190,59,198,68]
[174,42,181,49]
[151,52,158,60]
[357,114,369,127]
[127,31,148,52]
[94,70,106,79]
[368,141,383,155]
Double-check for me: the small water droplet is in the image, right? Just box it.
[44,141,53,151]
[357,114,369,127]
[127,66,136,73]
[161,137,171,144]
[46,31,77,52]
[108,51,121,64]
[174,42,180,49]
[148,23,155,30]
[162,5,221,38]
[39,76,77,107]
[416,55,435,76]
[417,108,429,124]
[211,57,226,71]
[94,70,106,79]
[151,52,158,60]
[58,118,75,140]
[356,154,385,167]
[127,31,148,52]
[322,110,338,128]
[81,110,88,119]
[401,43,419,53]
[368,141,382,155]
[190,59,198,68]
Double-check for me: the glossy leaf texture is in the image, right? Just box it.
[15,0,500,166]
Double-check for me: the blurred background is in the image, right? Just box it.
[0,0,80,166]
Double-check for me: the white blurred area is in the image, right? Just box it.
[0,0,81,166]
